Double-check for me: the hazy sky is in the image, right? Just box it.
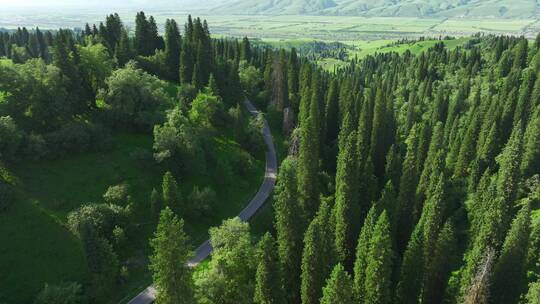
[0,0,223,9]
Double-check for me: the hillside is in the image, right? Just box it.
[211,0,540,18]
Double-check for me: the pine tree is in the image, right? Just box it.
[421,220,458,304]
[353,206,377,302]
[254,233,285,304]
[162,172,181,213]
[491,203,531,304]
[333,126,359,267]
[164,19,181,82]
[320,264,353,304]
[180,38,194,84]
[300,216,325,304]
[134,12,150,56]
[149,208,194,304]
[273,157,303,304]
[395,222,424,304]
[521,105,540,177]
[364,211,393,304]
[395,125,420,253]
[115,28,132,67]
[297,68,320,221]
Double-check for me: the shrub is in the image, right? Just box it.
[103,184,130,205]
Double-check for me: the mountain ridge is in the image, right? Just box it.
[209,0,540,18]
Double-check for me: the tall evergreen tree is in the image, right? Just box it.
[150,208,194,304]
[162,172,181,213]
[254,233,285,304]
[491,203,531,304]
[364,211,393,304]
[164,19,181,82]
[320,264,353,304]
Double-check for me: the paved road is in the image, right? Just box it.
[127,100,278,304]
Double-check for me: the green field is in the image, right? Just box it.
[0,12,538,41]
[0,131,264,304]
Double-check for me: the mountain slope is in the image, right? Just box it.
[210,0,540,18]
[212,0,337,15]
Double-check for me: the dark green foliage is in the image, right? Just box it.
[164,19,181,82]
[34,282,84,304]
[491,203,531,304]
[254,233,285,304]
[162,171,181,213]
[273,157,303,304]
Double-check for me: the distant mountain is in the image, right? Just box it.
[210,0,540,18]
[211,0,337,15]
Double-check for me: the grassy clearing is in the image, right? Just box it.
[0,129,264,304]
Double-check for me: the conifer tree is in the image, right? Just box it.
[364,211,393,304]
[115,28,132,67]
[273,157,303,303]
[353,206,377,302]
[521,105,540,177]
[254,233,285,304]
[149,208,194,304]
[297,68,320,221]
[333,127,359,266]
[320,264,353,304]
[179,38,194,84]
[421,220,458,304]
[491,203,531,304]
[396,125,420,253]
[162,172,181,213]
[164,19,181,82]
[300,216,325,304]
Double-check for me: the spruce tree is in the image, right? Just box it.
[300,216,325,304]
[254,233,285,304]
[353,206,377,302]
[491,203,531,304]
[364,211,393,304]
[320,264,353,304]
[164,19,181,82]
[421,220,458,304]
[333,127,359,267]
[149,208,194,304]
[162,172,181,213]
[521,105,540,177]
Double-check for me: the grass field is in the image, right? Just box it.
[0,130,264,304]
[0,11,538,41]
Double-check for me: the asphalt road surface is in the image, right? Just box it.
[127,99,278,304]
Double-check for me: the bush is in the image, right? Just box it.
[67,203,129,239]
[103,184,130,205]
[22,133,48,160]
[34,282,84,304]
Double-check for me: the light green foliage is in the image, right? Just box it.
[150,208,194,304]
[189,92,225,129]
[77,43,113,94]
[99,62,171,128]
[194,218,255,304]
[320,264,353,304]
[364,211,393,304]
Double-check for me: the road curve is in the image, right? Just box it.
[127,100,278,304]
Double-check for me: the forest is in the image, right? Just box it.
[0,9,540,304]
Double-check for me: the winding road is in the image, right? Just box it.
[127,100,278,304]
